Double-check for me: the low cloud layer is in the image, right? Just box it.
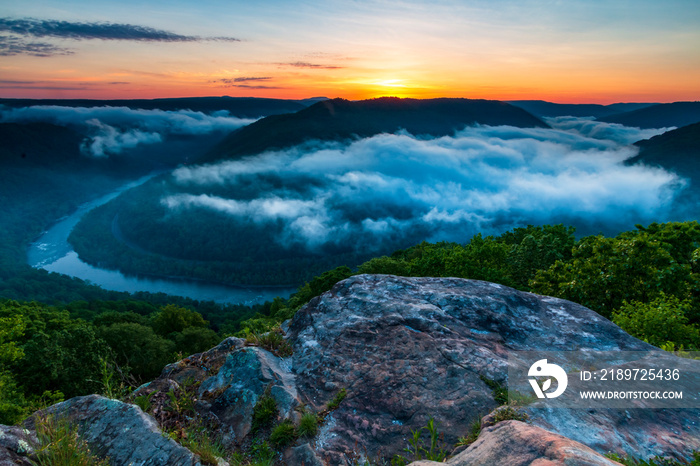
[166,120,682,252]
[546,116,675,145]
[0,105,255,157]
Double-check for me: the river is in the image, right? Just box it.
[27,174,296,305]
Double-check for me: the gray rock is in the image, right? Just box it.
[136,336,298,448]
[407,420,624,466]
[24,275,699,465]
[285,274,699,463]
[284,442,325,466]
[198,346,298,443]
[0,425,36,466]
[25,395,201,466]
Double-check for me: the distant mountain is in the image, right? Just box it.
[508,100,656,118]
[0,96,307,118]
[627,122,700,181]
[598,102,700,129]
[206,97,548,161]
[0,122,83,167]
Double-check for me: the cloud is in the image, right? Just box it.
[0,105,255,157]
[546,116,676,145]
[166,119,681,252]
[0,35,72,56]
[0,18,239,42]
[224,85,284,89]
[0,17,240,56]
[223,77,273,83]
[279,61,344,69]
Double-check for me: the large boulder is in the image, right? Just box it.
[285,274,700,463]
[134,336,298,447]
[25,274,698,465]
[23,395,201,465]
[0,425,36,466]
[406,421,624,466]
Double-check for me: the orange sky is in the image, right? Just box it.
[1,0,699,104]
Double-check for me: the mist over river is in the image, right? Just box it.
[27,174,295,305]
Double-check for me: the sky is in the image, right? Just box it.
[1,0,699,103]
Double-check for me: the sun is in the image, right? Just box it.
[372,79,407,88]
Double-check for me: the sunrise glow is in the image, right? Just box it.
[0,0,698,103]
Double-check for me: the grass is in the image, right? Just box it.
[246,327,293,358]
[456,417,482,447]
[327,388,347,411]
[479,376,508,405]
[269,420,296,447]
[392,417,448,465]
[31,414,110,466]
[605,452,700,466]
[179,424,226,466]
[297,411,319,438]
[252,392,278,430]
[492,404,529,423]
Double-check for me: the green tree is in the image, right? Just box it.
[0,314,27,424]
[99,323,176,381]
[612,295,700,350]
[151,304,208,337]
[531,224,697,318]
[173,327,221,357]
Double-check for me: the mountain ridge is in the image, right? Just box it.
[599,101,700,128]
[203,97,549,162]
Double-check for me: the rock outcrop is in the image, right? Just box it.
[0,425,36,466]
[25,395,202,465]
[406,421,624,466]
[6,274,700,465]
[285,274,700,463]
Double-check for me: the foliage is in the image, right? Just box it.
[392,417,448,465]
[456,417,482,447]
[0,301,112,399]
[613,295,700,350]
[298,411,319,438]
[134,390,157,413]
[606,451,700,466]
[98,322,176,382]
[245,438,275,465]
[0,370,29,424]
[252,392,278,430]
[173,327,221,357]
[480,376,508,405]
[32,414,110,466]
[245,327,293,357]
[151,304,209,337]
[492,404,529,423]
[531,222,700,320]
[179,424,227,466]
[269,420,297,447]
[327,388,347,411]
